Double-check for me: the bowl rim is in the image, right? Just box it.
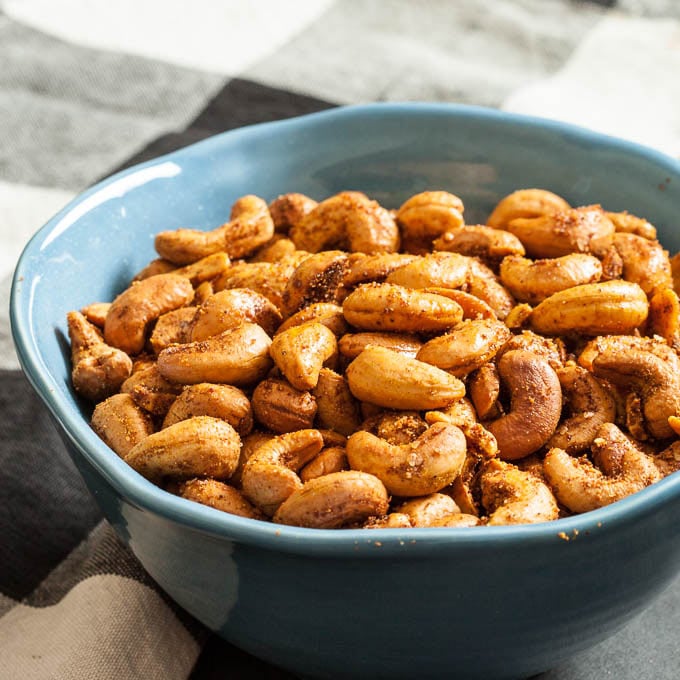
[11,101,680,557]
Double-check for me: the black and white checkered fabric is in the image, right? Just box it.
[2,1,679,678]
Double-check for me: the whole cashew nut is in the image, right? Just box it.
[394,493,462,527]
[241,429,325,515]
[486,189,570,229]
[346,422,467,496]
[543,423,661,513]
[268,193,318,233]
[179,478,265,520]
[104,273,194,355]
[91,392,154,458]
[484,350,562,460]
[433,224,525,267]
[480,459,559,525]
[251,377,317,434]
[273,470,389,528]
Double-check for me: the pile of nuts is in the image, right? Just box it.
[67,188,680,529]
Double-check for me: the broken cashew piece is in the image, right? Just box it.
[179,478,264,520]
[241,429,325,516]
[67,310,132,402]
[484,350,562,461]
[273,471,389,528]
[544,423,661,513]
[346,422,467,496]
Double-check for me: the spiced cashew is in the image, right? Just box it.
[484,350,562,460]
[346,422,467,496]
[544,423,661,512]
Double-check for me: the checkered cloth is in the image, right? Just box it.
[2,1,680,678]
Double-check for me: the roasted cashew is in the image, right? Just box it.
[480,459,559,525]
[346,422,467,496]
[468,363,502,420]
[299,446,349,482]
[273,471,390,528]
[346,346,465,410]
[149,307,196,354]
[421,287,497,320]
[251,236,299,263]
[80,302,110,328]
[155,194,274,264]
[486,189,570,228]
[157,322,272,386]
[104,273,194,355]
[190,288,281,341]
[121,363,183,416]
[125,415,241,482]
[499,254,602,305]
[193,281,214,306]
[67,310,132,402]
[338,332,423,360]
[424,397,478,429]
[241,429,325,515]
[276,302,349,337]
[343,252,417,287]
[132,257,176,282]
[213,256,302,310]
[647,287,680,345]
[547,364,616,454]
[312,368,361,437]
[290,192,399,254]
[463,259,515,320]
[251,377,317,434]
[484,350,562,460]
[609,232,672,297]
[269,321,338,391]
[395,493,461,527]
[385,252,470,290]
[281,250,349,316]
[91,393,154,458]
[653,441,680,477]
[606,211,656,240]
[230,432,275,487]
[416,318,511,377]
[342,282,463,333]
[504,303,533,330]
[429,513,481,527]
[588,342,680,439]
[179,478,264,520]
[162,383,253,436]
[396,191,465,253]
[433,224,525,267]
[506,205,614,259]
[362,410,429,446]
[172,252,231,286]
[544,423,661,512]
[364,513,413,529]
[529,280,648,336]
[268,193,318,233]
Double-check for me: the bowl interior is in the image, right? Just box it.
[11,103,680,547]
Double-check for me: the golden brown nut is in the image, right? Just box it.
[162,383,253,436]
[609,232,672,297]
[299,446,349,482]
[416,319,511,377]
[395,493,462,527]
[343,253,417,287]
[346,422,467,496]
[80,302,110,328]
[178,478,264,520]
[486,189,570,228]
[338,332,423,360]
[312,368,361,437]
[190,288,281,341]
[155,195,274,264]
[273,471,390,528]
[67,310,132,402]
[104,273,194,355]
[268,193,318,233]
[157,323,272,386]
[484,350,562,461]
[342,283,463,333]
[121,363,183,416]
[91,393,154,458]
[269,322,338,391]
[125,416,241,482]
[385,252,470,289]
[290,192,399,254]
[433,224,525,266]
[173,252,231,286]
[544,423,661,513]
[421,287,497,320]
[529,280,648,336]
[251,377,317,433]
[346,346,465,410]
[606,211,656,240]
[480,459,559,525]
[276,303,349,337]
[149,307,197,354]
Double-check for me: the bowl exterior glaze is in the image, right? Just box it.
[11,104,680,679]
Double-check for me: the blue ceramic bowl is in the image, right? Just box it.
[11,104,680,679]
